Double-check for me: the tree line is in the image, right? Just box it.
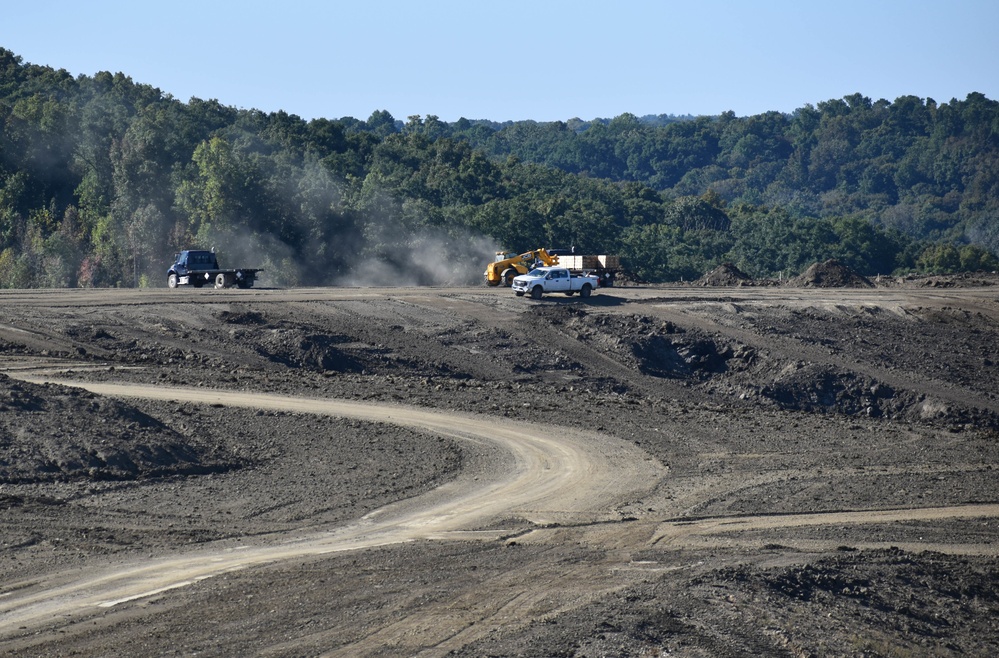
[0,48,996,288]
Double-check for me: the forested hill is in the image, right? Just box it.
[444,95,999,255]
[1,47,997,288]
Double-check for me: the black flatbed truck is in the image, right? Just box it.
[167,250,262,289]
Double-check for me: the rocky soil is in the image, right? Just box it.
[1,276,998,656]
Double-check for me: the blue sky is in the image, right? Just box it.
[3,0,997,123]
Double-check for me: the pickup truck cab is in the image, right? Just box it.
[511,266,598,299]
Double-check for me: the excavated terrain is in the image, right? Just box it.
[0,277,998,657]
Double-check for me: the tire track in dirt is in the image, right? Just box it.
[671,461,994,519]
[651,503,999,547]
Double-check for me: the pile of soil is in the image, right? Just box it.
[698,262,752,286]
[792,259,873,288]
[0,374,237,483]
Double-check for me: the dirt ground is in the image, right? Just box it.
[0,276,998,657]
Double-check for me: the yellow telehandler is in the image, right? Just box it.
[484,249,559,286]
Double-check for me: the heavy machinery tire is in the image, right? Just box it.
[502,268,518,287]
[167,273,178,289]
[580,284,592,298]
[530,286,543,300]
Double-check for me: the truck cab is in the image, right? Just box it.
[533,267,572,292]
[168,250,220,288]
[174,250,218,272]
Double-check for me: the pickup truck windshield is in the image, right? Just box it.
[523,269,547,278]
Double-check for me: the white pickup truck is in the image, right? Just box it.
[511,266,599,299]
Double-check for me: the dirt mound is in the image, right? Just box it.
[698,262,752,286]
[760,362,907,418]
[577,312,996,426]
[455,548,999,657]
[217,308,268,325]
[792,259,873,288]
[880,272,999,288]
[631,329,753,379]
[0,374,238,483]
[916,273,999,288]
[257,330,365,372]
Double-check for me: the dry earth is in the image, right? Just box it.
[0,277,998,657]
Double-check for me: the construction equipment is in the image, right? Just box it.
[484,248,559,286]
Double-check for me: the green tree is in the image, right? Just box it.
[176,137,257,244]
[916,243,960,272]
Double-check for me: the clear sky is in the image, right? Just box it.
[3,0,997,123]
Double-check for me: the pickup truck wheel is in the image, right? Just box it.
[580,284,592,298]
[530,286,543,300]
[167,273,178,289]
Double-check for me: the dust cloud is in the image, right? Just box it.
[188,164,502,288]
[339,229,500,287]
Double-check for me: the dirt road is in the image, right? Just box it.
[0,381,661,635]
[1,282,997,656]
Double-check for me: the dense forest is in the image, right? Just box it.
[1,47,997,288]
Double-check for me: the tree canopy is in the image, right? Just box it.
[1,48,996,288]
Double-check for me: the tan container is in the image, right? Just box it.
[561,255,600,269]
[560,255,618,270]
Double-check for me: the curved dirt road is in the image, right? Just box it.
[0,380,663,638]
